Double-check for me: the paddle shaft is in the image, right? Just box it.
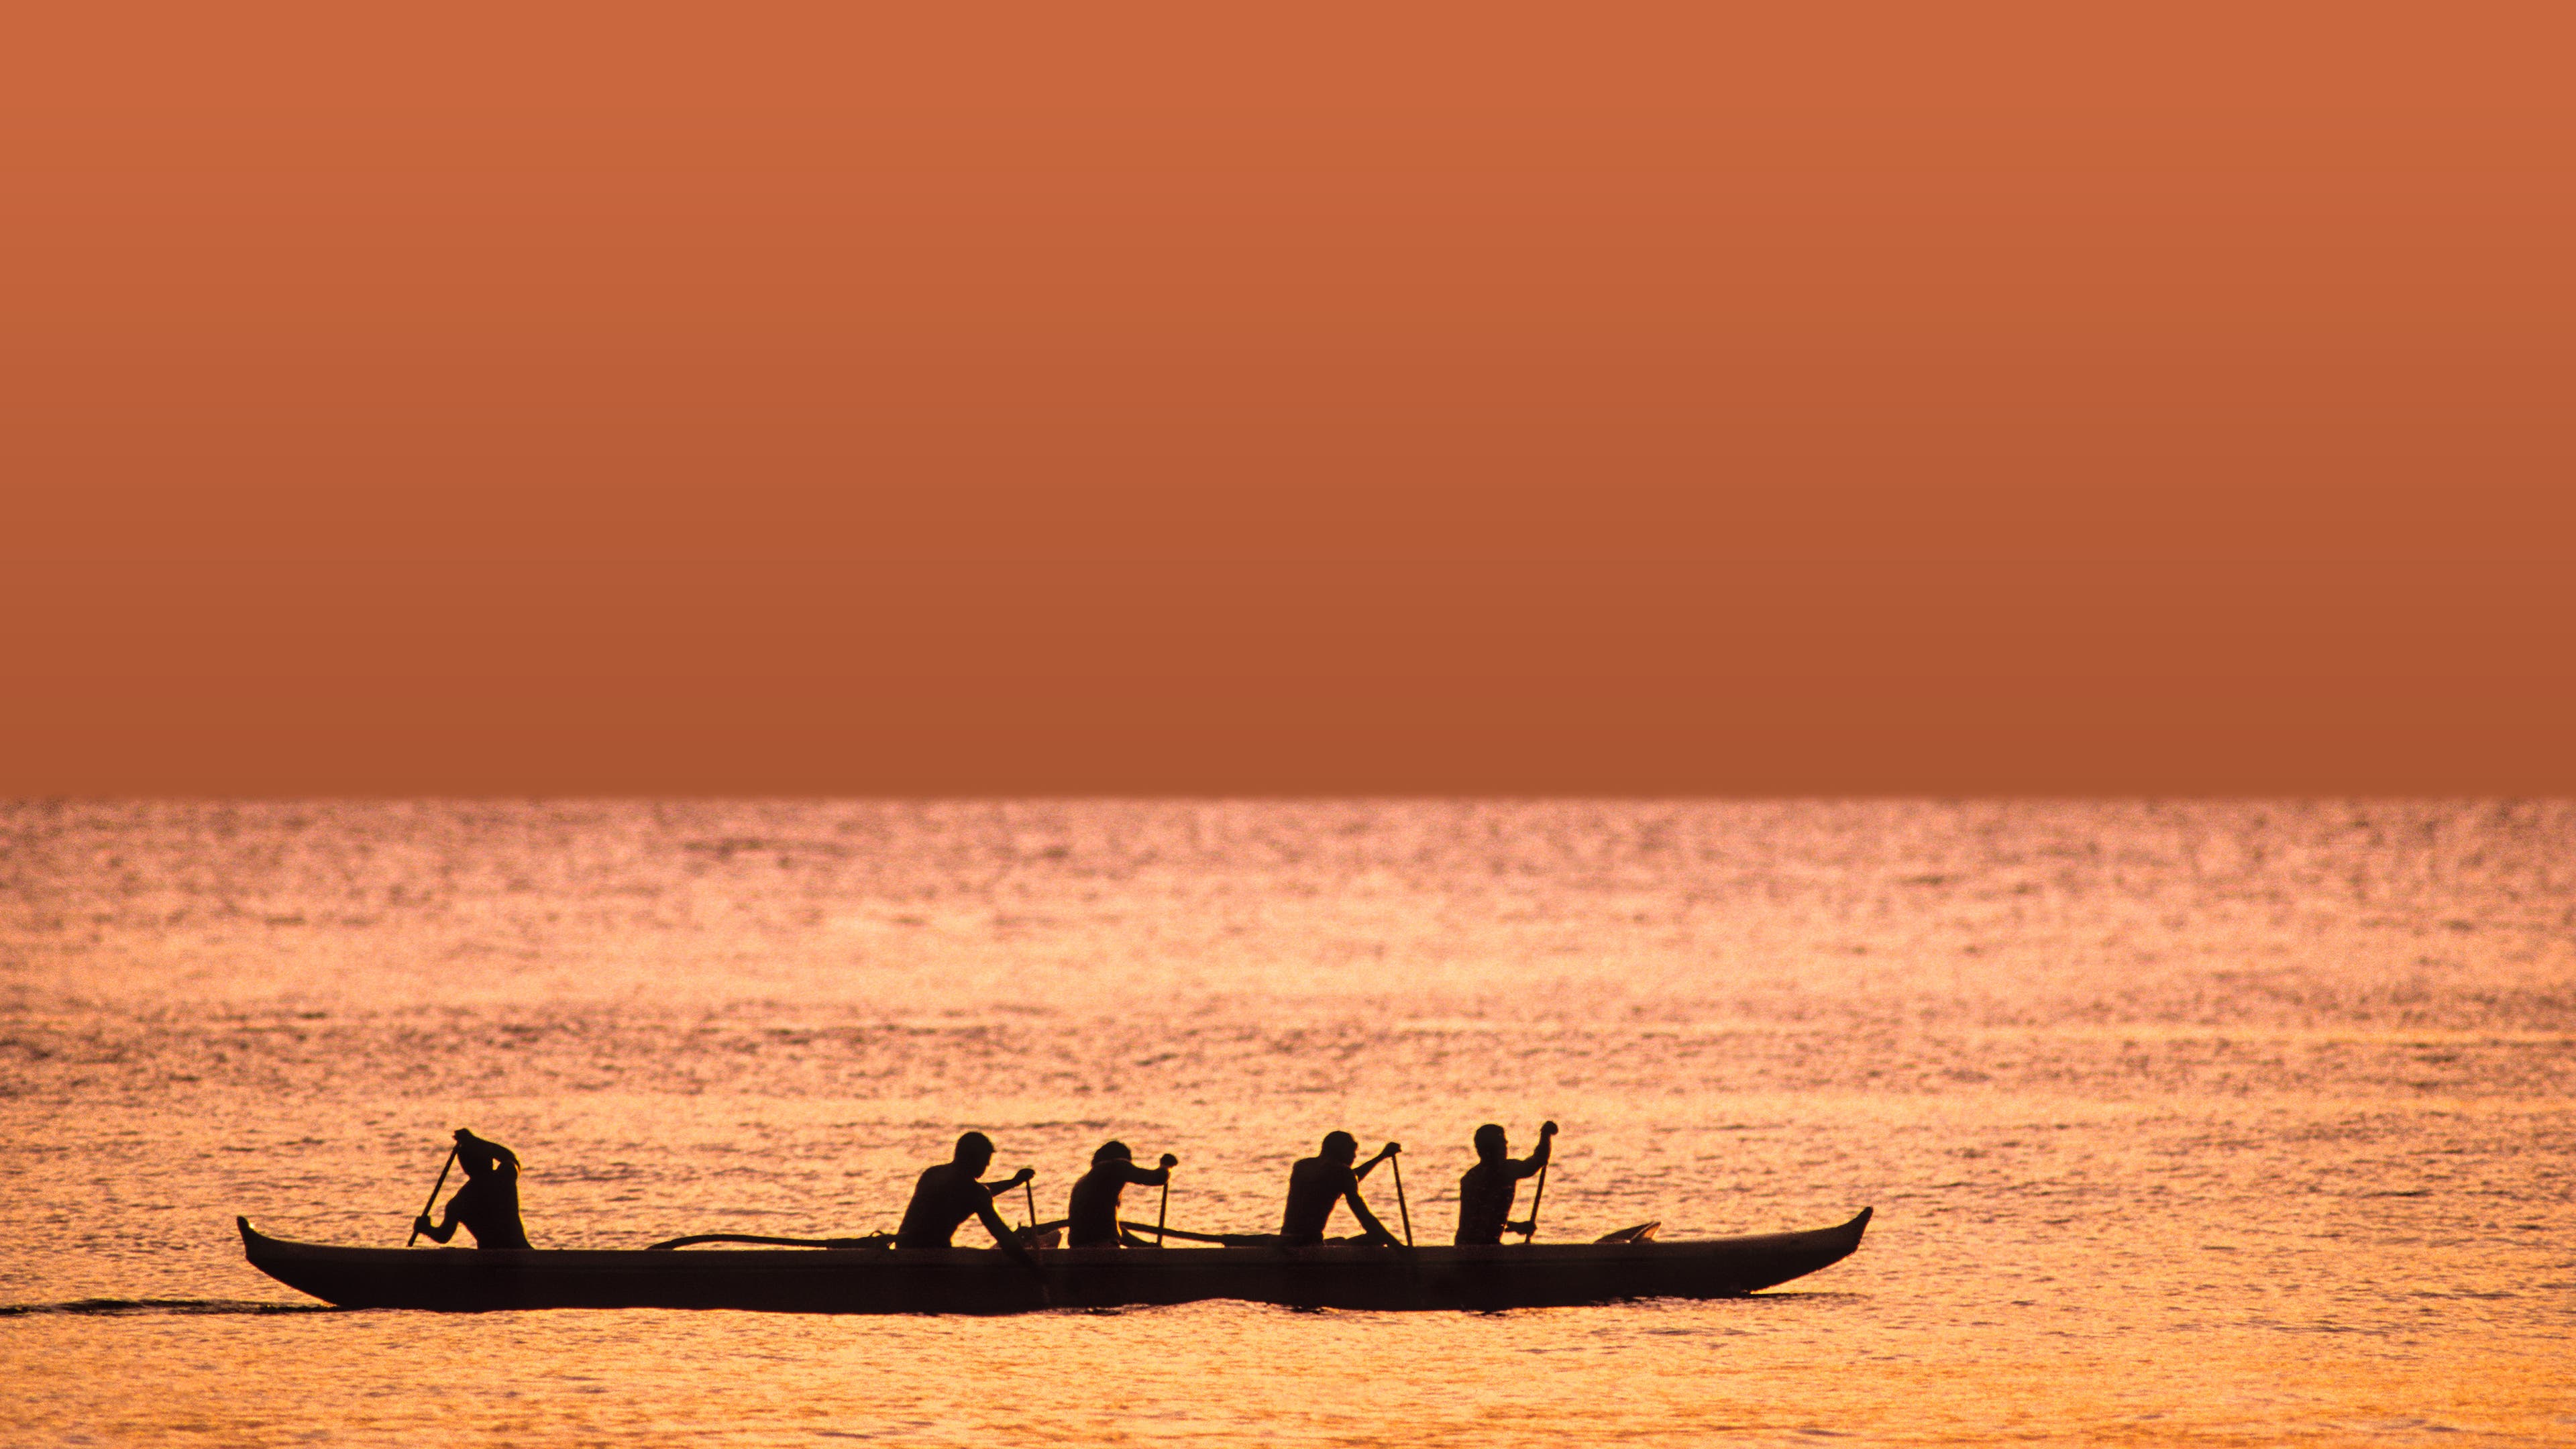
[405,1145,458,1247]
[1389,1152,1413,1246]
[1521,1159,1550,1243]
[1022,1179,1038,1228]
[1156,1178,1171,1244]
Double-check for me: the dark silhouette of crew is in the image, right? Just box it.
[412,1128,531,1249]
[1066,1140,1178,1247]
[1454,1120,1556,1245]
[1279,1131,1403,1247]
[895,1132,1041,1270]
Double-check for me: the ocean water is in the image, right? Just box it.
[1,800,2569,1446]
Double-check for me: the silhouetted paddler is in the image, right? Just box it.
[1067,1141,1177,1247]
[1280,1131,1403,1247]
[896,1132,1042,1271]
[1454,1120,1555,1246]
[412,1129,531,1250]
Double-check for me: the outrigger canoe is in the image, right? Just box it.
[238,1208,1870,1313]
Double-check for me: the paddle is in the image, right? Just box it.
[1388,1146,1413,1247]
[1521,1122,1558,1243]
[1155,1158,1175,1246]
[405,1144,458,1247]
[1022,1177,1038,1230]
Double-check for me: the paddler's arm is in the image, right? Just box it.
[1512,1122,1558,1178]
[1503,1122,1558,1234]
[1352,1141,1400,1181]
[1340,1179,1404,1248]
[413,1183,471,1245]
[980,1167,1036,1198]
[971,1195,1043,1273]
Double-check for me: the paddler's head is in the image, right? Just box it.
[452,1129,518,1179]
[1320,1130,1358,1165]
[1092,1140,1132,1167]
[953,1131,996,1174]
[1474,1124,1509,1162]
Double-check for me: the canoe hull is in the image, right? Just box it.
[238,1209,1870,1313]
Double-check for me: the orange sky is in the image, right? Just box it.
[4,6,2572,792]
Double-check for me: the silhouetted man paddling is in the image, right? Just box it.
[1454,1120,1556,1245]
[1066,1140,1178,1247]
[896,1132,1042,1271]
[412,1128,531,1250]
[1281,1131,1403,1247]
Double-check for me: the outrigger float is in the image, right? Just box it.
[238,1208,1872,1313]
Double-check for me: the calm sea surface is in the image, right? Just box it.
[1,800,2569,1445]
